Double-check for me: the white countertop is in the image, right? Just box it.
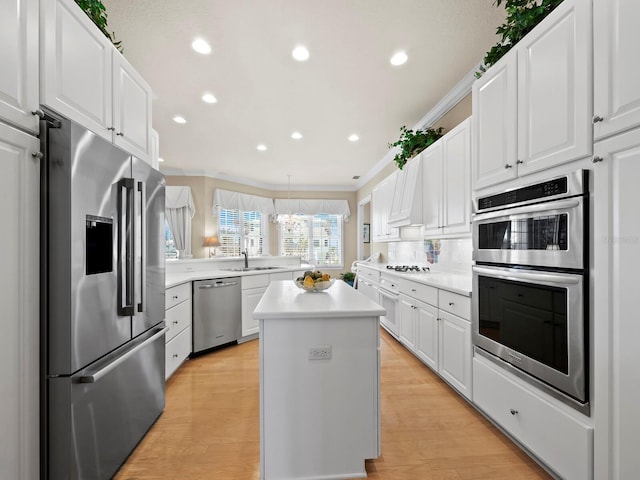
[357,263,472,296]
[253,280,386,320]
[165,265,309,289]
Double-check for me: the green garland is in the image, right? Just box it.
[477,0,564,78]
[74,0,123,53]
[388,125,444,170]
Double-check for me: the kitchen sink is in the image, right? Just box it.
[222,266,283,272]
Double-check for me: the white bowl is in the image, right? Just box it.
[295,278,335,292]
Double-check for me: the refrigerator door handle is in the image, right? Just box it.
[117,178,135,316]
[78,326,168,383]
[136,180,146,313]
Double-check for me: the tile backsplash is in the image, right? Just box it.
[387,237,472,273]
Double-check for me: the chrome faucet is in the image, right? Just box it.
[241,250,249,268]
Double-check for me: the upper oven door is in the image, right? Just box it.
[472,196,585,269]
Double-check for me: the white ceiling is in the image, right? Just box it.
[102,0,505,190]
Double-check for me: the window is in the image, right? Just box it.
[164,220,178,259]
[279,214,343,267]
[218,208,267,256]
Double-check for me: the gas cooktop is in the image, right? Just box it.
[386,265,431,273]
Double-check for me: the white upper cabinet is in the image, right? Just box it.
[0,0,39,133]
[473,0,592,190]
[371,171,400,242]
[472,53,518,190]
[593,0,640,141]
[41,0,153,162]
[442,118,471,235]
[423,117,472,237]
[112,54,153,160]
[388,155,422,227]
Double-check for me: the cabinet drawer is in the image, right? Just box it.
[242,274,269,289]
[166,299,191,342]
[399,279,437,306]
[166,326,191,380]
[473,355,593,480]
[438,290,471,320]
[166,282,191,309]
[358,266,380,282]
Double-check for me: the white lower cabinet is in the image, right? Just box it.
[165,283,192,379]
[474,354,593,480]
[241,273,290,338]
[397,279,472,400]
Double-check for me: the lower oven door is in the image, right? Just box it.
[472,265,586,403]
[379,287,399,338]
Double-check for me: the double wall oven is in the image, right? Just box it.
[472,170,589,413]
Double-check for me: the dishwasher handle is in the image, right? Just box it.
[198,281,239,289]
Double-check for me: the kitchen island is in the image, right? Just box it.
[254,280,386,480]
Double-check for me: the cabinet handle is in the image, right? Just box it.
[448,302,454,306]
[510,409,518,416]
[505,163,513,169]
[116,132,124,136]
[32,152,43,159]
[31,109,44,118]
[592,115,604,123]
[107,126,115,131]
[516,159,523,165]
[411,289,417,292]
[592,156,604,163]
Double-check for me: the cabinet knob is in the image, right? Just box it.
[31,109,44,118]
[107,126,115,131]
[592,115,604,123]
[510,409,518,416]
[173,320,179,325]
[592,156,604,163]
[32,152,43,159]
[411,289,417,293]
[173,295,179,299]
[116,132,124,136]
[505,163,513,169]
[173,354,179,358]
[448,302,454,306]
[516,159,524,165]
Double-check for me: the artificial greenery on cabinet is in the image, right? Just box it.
[74,0,123,52]
[388,125,444,170]
[477,0,564,77]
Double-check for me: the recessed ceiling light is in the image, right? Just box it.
[348,134,360,142]
[158,157,165,163]
[291,131,303,140]
[192,38,212,55]
[390,51,408,66]
[202,93,218,104]
[257,144,267,151]
[292,45,310,62]
[172,116,187,124]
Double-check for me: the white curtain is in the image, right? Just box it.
[166,186,196,258]
[274,198,351,221]
[213,189,275,215]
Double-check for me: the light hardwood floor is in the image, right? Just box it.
[115,329,552,480]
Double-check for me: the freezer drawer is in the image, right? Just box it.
[47,326,166,480]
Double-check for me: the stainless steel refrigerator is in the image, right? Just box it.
[40,108,167,480]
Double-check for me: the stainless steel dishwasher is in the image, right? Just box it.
[193,277,242,353]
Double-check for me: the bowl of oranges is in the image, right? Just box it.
[295,270,335,292]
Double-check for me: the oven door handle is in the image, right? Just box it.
[472,198,581,223]
[473,266,580,285]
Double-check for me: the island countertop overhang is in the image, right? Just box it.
[253,280,386,320]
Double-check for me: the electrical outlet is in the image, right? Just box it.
[308,345,332,360]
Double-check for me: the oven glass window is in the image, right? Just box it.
[477,275,568,373]
[478,214,568,251]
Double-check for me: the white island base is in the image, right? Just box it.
[254,280,385,480]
